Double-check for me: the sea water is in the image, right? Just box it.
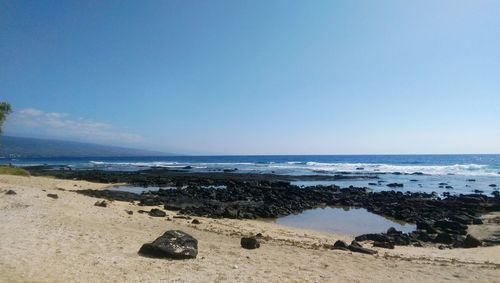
[5,154,500,195]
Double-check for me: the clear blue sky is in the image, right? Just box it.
[1,0,499,154]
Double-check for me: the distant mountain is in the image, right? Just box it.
[0,136,175,158]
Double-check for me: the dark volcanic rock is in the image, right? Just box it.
[148,208,167,217]
[386,183,403,188]
[5,190,16,195]
[47,194,58,199]
[373,241,395,249]
[463,235,482,248]
[191,219,201,224]
[348,241,377,255]
[94,200,107,207]
[332,240,349,250]
[433,233,453,244]
[241,237,260,249]
[139,230,198,259]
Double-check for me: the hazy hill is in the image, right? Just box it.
[0,136,174,158]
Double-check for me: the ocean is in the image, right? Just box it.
[4,154,500,196]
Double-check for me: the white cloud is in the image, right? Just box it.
[9,108,144,144]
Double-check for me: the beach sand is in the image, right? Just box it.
[1,175,499,283]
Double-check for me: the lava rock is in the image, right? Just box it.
[332,240,349,250]
[386,183,404,188]
[148,208,167,217]
[433,233,454,244]
[94,200,107,207]
[138,230,198,259]
[241,237,260,249]
[373,241,395,249]
[463,234,482,248]
[47,194,58,199]
[348,241,377,255]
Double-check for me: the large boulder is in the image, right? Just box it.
[138,230,198,259]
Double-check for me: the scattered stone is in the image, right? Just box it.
[125,210,133,215]
[386,183,403,188]
[5,190,16,195]
[373,241,395,249]
[463,235,482,248]
[148,208,167,217]
[47,194,58,199]
[466,179,476,182]
[191,219,201,224]
[433,233,453,244]
[94,200,107,207]
[173,215,191,219]
[489,184,497,188]
[241,237,260,249]
[348,241,377,255]
[332,240,349,250]
[138,230,198,259]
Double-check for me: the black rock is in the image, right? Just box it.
[148,208,167,217]
[47,194,58,199]
[125,210,133,215]
[94,200,107,207]
[373,241,395,249]
[434,220,467,233]
[387,183,404,188]
[138,230,198,259]
[332,240,349,250]
[191,219,201,224]
[466,179,476,182]
[348,242,377,255]
[433,233,453,244]
[241,237,260,249]
[5,190,16,195]
[355,233,389,243]
[463,235,482,248]
[489,184,497,188]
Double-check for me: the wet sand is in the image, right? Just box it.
[1,175,499,282]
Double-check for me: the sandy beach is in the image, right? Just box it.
[1,174,499,283]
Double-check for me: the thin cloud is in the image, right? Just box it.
[9,108,143,144]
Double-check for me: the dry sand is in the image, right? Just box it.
[1,174,499,283]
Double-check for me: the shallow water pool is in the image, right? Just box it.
[275,206,416,235]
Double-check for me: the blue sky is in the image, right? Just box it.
[1,0,499,154]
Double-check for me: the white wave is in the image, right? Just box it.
[294,162,495,176]
[88,160,498,176]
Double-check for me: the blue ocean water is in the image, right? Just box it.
[3,154,500,195]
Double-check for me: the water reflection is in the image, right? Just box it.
[275,206,415,235]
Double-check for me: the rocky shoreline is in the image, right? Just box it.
[28,167,500,249]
